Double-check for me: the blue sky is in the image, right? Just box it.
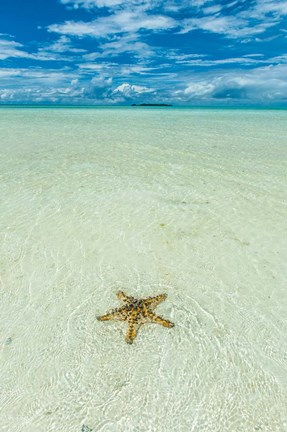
[0,0,287,105]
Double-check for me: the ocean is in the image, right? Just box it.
[0,107,286,431]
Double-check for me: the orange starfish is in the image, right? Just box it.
[97,291,174,344]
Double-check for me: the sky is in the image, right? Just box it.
[0,0,287,105]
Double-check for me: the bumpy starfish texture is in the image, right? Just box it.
[97,291,174,344]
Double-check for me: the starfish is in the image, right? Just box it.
[97,291,174,344]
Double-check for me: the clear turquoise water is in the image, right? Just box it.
[0,108,287,431]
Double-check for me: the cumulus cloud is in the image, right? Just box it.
[113,82,155,96]
[0,64,152,104]
[174,64,287,102]
[1,62,287,104]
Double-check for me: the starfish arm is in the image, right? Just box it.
[143,293,167,310]
[116,290,135,303]
[149,313,174,328]
[97,309,126,321]
[125,321,139,344]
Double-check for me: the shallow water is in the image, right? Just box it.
[0,107,287,432]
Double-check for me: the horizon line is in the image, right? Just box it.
[0,104,287,110]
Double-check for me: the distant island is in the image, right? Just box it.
[131,103,173,107]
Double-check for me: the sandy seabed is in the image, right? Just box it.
[0,107,287,432]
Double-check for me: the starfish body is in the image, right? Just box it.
[97,291,174,344]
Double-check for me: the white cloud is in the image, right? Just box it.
[59,0,212,12]
[174,64,287,102]
[113,82,154,96]
[81,34,154,61]
[47,0,286,48]
[0,67,78,85]
[182,82,215,97]
[41,36,86,54]
[78,61,155,77]
[78,63,108,70]
[180,14,277,38]
[118,64,156,75]
[28,36,88,62]
[248,0,287,18]
[173,56,269,67]
[0,38,33,60]
[269,54,287,63]
[99,34,154,58]
[59,0,287,19]
[202,5,221,15]
[60,0,124,9]
[1,62,287,104]
[48,11,176,37]
[0,35,87,63]
[0,64,154,104]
